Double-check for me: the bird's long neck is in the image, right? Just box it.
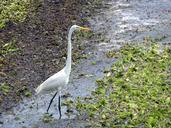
[65,28,74,74]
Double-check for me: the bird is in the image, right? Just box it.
[35,25,91,119]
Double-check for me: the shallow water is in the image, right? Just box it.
[1,0,171,127]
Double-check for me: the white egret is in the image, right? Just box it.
[35,25,90,119]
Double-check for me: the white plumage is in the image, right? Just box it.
[35,25,90,119]
[35,68,69,94]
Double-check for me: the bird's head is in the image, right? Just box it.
[71,25,91,32]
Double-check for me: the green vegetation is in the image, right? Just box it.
[91,61,97,65]
[76,42,171,127]
[106,50,119,58]
[16,85,32,97]
[24,90,32,97]
[0,0,30,28]
[0,39,19,69]
[0,39,18,55]
[42,113,54,123]
[0,83,12,95]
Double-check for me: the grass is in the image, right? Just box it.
[0,39,18,55]
[91,61,97,65]
[0,83,12,95]
[0,0,30,28]
[76,42,171,127]
[42,113,54,123]
[0,39,19,69]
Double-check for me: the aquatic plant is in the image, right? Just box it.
[76,42,171,127]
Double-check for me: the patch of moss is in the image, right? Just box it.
[0,39,19,70]
[16,85,32,97]
[0,39,19,56]
[24,91,32,97]
[91,61,97,65]
[0,0,30,28]
[106,50,119,58]
[0,83,12,95]
[42,113,54,123]
[76,43,171,127]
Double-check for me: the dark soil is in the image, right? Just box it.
[0,0,96,112]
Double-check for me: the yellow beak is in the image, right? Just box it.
[79,26,91,31]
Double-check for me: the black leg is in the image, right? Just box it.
[58,95,62,119]
[47,92,58,113]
